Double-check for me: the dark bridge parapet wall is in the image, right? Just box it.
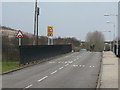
[118,45,120,57]
[19,44,72,64]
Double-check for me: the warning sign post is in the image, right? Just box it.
[47,26,53,37]
[47,26,54,45]
[16,30,24,46]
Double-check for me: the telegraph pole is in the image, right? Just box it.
[33,0,37,45]
[33,0,39,45]
[36,7,39,45]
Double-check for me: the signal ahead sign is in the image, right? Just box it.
[16,30,24,38]
[47,26,53,37]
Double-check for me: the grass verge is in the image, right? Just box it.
[0,62,20,73]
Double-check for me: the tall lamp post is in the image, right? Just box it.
[106,21,116,52]
[104,13,118,55]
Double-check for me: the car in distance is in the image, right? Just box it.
[79,49,87,52]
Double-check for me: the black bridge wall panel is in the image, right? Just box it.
[114,45,117,55]
[118,45,120,57]
[19,45,72,64]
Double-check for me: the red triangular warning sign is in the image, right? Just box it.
[16,30,24,38]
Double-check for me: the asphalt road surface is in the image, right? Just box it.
[2,52,102,89]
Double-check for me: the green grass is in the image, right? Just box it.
[0,62,2,73]
[0,62,20,73]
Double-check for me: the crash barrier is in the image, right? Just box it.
[19,44,72,64]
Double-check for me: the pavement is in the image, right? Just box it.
[2,52,101,89]
[100,51,118,88]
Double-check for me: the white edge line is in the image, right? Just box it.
[59,67,64,70]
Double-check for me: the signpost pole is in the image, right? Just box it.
[51,38,53,45]
[16,30,24,66]
[19,38,21,46]
[47,26,54,45]
[48,37,50,45]
[16,30,24,46]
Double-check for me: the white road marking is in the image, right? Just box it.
[64,61,67,63]
[59,67,64,70]
[51,70,57,74]
[73,65,78,67]
[25,84,33,88]
[73,65,76,67]
[49,62,55,63]
[74,59,76,61]
[65,64,69,66]
[90,66,95,68]
[79,65,82,67]
[38,76,48,82]
[82,65,85,67]
[69,61,73,63]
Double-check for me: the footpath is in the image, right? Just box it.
[99,51,118,88]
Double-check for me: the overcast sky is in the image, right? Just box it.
[1,2,118,41]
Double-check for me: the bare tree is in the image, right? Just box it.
[85,31,105,52]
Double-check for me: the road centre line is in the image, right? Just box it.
[38,76,48,82]
[25,84,33,89]
[79,65,82,67]
[65,64,69,66]
[83,65,85,67]
[51,70,57,74]
[59,67,64,70]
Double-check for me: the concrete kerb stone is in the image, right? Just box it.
[96,52,103,89]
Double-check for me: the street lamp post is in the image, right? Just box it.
[104,13,118,55]
[106,21,116,52]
